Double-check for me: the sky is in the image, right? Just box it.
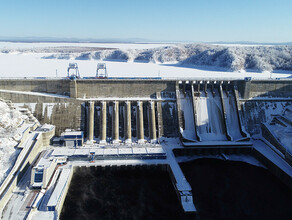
[0,0,291,43]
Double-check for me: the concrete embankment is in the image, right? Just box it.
[0,132,43,213]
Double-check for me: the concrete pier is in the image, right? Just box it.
[100,101,107,144]
[149,101,157,141]
[219,83,232,141]
[137,101,145,143]
[176,83,184,130]
[156,92,164,138]
[88,101,94,142]
[190,83,201,141]
[233,85,250,141]
[112,101,120,144]
[125,101,132,144]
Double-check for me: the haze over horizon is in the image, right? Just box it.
[0,36,291,45]
[0,0,291,43]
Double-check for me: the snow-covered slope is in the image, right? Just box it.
[0,101,25,184]
[34,44,292,72]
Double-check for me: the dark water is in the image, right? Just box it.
[60,166,189,220]
[180,159,292,220]
[60,160,292,220]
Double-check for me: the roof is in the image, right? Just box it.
[61,131,83,137]
[74,148,90,155]
[51,148,75,156]
[34,157,54,169]
[36,124,55,132]
[104,148,118,155]
[47,168,72,207]
[50,146,166,158]
[118,148,133,155]
[146,147,165,154]
[132,148,147,154]
[15,122,31,137]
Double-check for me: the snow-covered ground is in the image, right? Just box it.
[0,52,291,79]
[267,106,292,154]
[0,42,291,79]
[0,101,26,185]
[284,106,292,121]
[271,124,292,153]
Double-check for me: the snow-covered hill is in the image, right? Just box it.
[35,44,292,72]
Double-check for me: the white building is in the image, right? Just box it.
[31,157,57,189]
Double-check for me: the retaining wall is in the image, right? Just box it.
[0,133,44,213]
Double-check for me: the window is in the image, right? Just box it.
[34,172,43,183]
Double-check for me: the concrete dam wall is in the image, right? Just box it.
[0,78,291,141]
[0,79,176,99]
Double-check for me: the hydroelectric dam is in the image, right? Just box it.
[1,77,292,219]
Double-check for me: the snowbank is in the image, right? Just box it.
[0,101,24,185]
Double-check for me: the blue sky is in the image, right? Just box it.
[0,0,291,42]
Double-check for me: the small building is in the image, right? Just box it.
[46,168,73,213]
[31,157,58,189]
[36,124,56,146]
[61,130,84,147]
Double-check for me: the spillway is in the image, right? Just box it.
[195,89,227,141]
[180,93,197,141]
[223,91,243,140]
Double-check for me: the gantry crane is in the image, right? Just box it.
[67,63,80,79]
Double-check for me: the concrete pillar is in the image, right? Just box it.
[88,101,94,142]
[137,101,144,143]
[197,83,200,93]
[191,84,201,141]
[182,82,186,97]
[100,101,107,144]
[125,101,132,144]
[243,80,251,99]
[204,82,208,96]
[69,80,78,98]
[219,83,232,141]
[112,101,120,143]
[149,101,157,141]
[211,83,215,96]
[176,82,184,130]
[156,92,164,138]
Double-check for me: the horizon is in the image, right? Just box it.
[0,36,291,45]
